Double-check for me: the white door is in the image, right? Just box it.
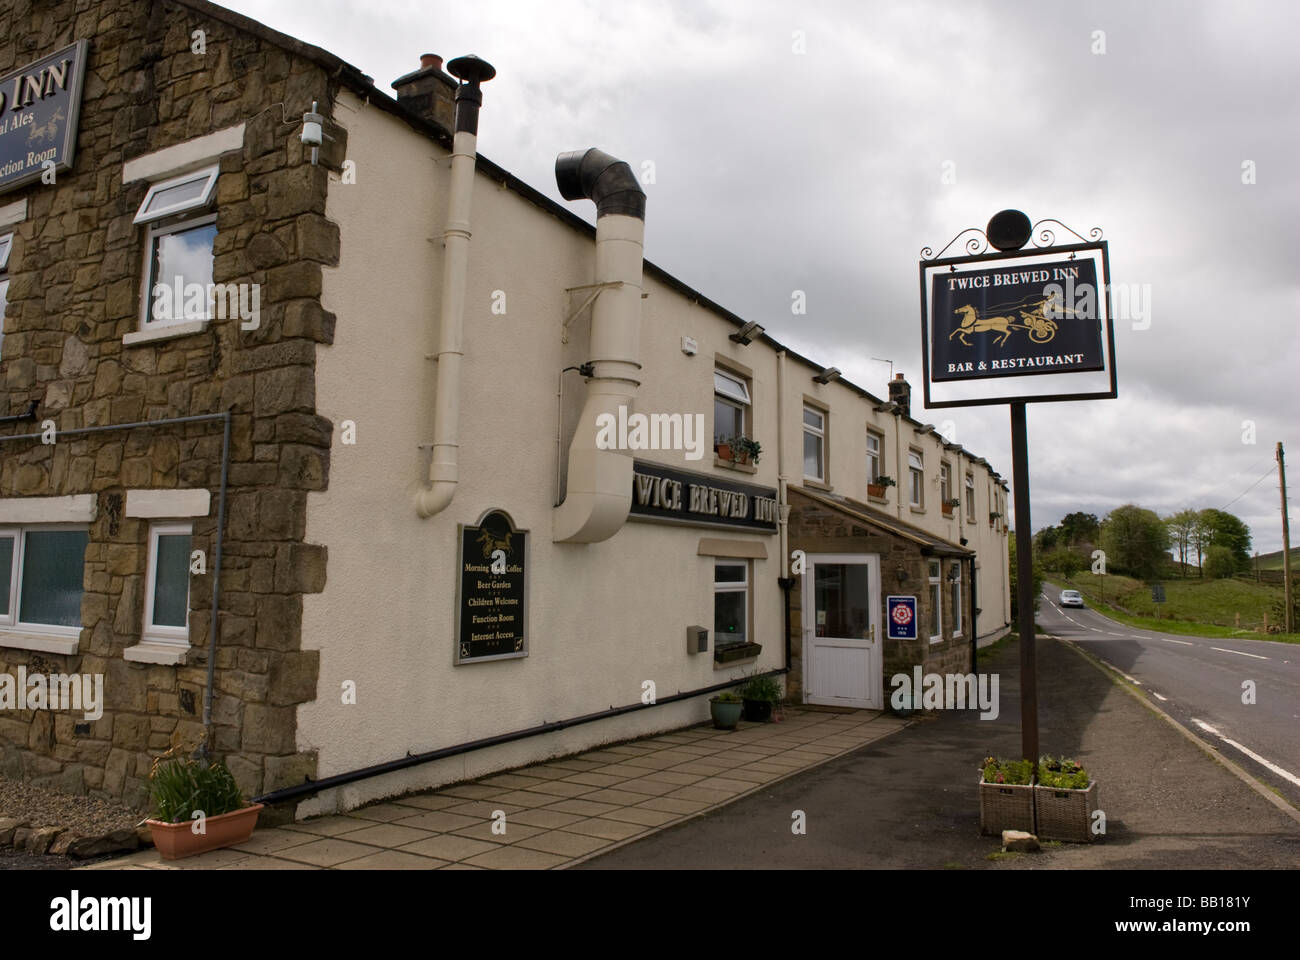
[802,554,881,709]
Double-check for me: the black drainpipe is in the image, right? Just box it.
[0,399,39,425]
[253,666,787,807]
[778,576,794,673]
[969,555,978,672]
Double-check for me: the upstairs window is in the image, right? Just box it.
[940,462,952,505]
[866,430,883,484]
[803,406,826,482]
[714,369,751,445]
[908,450,924,507]
[134,165,219,329]
[965,474,976,522]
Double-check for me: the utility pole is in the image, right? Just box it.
[1279,442,1293,633]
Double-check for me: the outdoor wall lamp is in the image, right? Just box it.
[813,366,841,384]
[729,321,765,345]
[873,401,897,413]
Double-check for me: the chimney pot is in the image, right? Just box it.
[420,53,443,71]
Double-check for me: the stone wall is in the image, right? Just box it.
[0,0,340,813]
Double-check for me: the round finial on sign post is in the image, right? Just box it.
[986,209,1031,251]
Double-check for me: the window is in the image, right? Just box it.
[714,561,748,646]
[928,559,942,642]
[0,232,11,359]
[143,522,193,645]
[908,450,924,507]
[966,474,976,522]
[803,406,825,481]
[134,165,219,329]
[133,166,219,225]
[940,462,951,504]
[0,525,90,636]
[950,561,963,636]
[714,369,750,445]
[866,430,883,484]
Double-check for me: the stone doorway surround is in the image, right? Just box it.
[82,707,910,870]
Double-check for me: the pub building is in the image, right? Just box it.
[0,0,1010,818]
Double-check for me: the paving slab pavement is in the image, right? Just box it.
[79,707,912,871]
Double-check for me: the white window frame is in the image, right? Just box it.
[714,369,751,444]
[965,474,976,523]
[713,560,749,647]
[0,523,90,638]
[940,462,951,505]
[142,521,193,646]
[138,211,218,330]
[866,430,882,484]
[803,405,826,482]
[908,450,924,508]
[928,559,942,643]
[132,164,219,225]
[950,561,963,637]
[0,232,12,270]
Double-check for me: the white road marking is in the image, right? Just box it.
[1151,692,1168,701]
[1089,627,1104,632]
[1126,635,1147,639]
[1117,670,1142,686]
[1107,632,1125,636]
[1211,646,1269,660]
[1192,719,1300,789]
[1160,638,1194,646]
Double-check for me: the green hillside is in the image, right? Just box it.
[1256,546,1300,570]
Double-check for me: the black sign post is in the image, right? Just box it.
[920,211,1116,767]
[455,510,528,664]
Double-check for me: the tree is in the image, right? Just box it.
[1165,508,1199,578]
[1204,545,1237,579]
[1059,512,1101,547]
[1099,505,1171,579]
[1198,508,1251,573]
[1009,534,1044,622]
[1042,548,1084,578]
[1033,525,1060,553]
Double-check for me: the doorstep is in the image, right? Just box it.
[81,707,912,871]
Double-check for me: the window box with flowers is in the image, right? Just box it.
[942,498,960,517]
[868,475,896,499]
[716,435,761,466]
[979,756,1035,835]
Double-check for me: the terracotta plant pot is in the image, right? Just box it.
[868,483,886,498]
[716,443,734,461]
[146,803,264,860]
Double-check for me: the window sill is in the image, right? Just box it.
[803,478,832,492]
[123,320,209,346]
[910,506,926,515]
[867,494,889,505]
[0,631,79,655]
[714,641,762,665]
[714,457,758,474]
[929,636,944,645]
[123,641,190,665]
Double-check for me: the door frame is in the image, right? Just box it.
[801,553,882,709]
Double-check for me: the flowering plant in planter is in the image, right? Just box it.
[979,756,1035,835]
[1034,756,1098,842]
[981,756,1033,785]
[868,475,896,497]
[733,436,762,465]
[146,750,263,859]
[1037,756,1089,789]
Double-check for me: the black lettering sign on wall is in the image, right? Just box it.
[629,460,778,532]
[928,255,1105,382]
[456,511,527,664]
[0,41,89,195]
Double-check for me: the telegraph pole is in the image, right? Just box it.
[1279,442,1293,633]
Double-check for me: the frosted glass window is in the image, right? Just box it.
[152,533,191,628]
[19,530,88,627]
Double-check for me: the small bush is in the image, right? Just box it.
[981,756,1033,785]
[1037,755,1089,789]
[150,752,246,823]
[713,691,743,703]
[738,673,782,702]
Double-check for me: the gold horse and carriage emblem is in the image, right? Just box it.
[948,292,1069,347]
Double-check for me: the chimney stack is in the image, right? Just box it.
[392,53,456,132]
[888,373,911,417]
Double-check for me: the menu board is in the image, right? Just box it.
[456,511,527,663]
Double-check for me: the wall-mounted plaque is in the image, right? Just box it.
[0,40,89,196]
[628,459,778,533]
[455,510,528,664]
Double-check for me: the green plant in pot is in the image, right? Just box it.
[733,436,762,465]
[709,690,744,730]
[738,672,781,722]
[145,748,264,860]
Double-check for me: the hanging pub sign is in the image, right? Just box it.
[919,229,1116,408]
[628,459,778,533]
[0,41,90,195]
[455,510,528,664]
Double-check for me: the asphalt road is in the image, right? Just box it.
[1041,582,1300,808]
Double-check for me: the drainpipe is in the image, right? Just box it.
[893,412,903,519]
[553,148,646,543]
[776,351,794,680]
[415,55,496,518]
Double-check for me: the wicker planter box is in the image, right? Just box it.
[978,778,1035,835]
[1034,780,1098,842]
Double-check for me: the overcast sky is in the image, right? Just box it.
[223,0,1299,554]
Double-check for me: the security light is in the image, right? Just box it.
[813,366,841,384]
[729,321,765,345]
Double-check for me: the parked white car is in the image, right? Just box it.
[1059,589,1085,608]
